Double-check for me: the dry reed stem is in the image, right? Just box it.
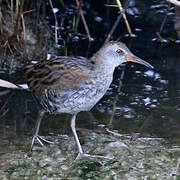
[104,0,130,44]
[75,0,91,42]
[104,4,119,8]
[159,3,171,33]
[109,68,125,127]
[138,113,153,135]
[0,91,15,119]
[14,0,24,41]
[21,14,26,40]
[116,0,133,37]
[49,0,58,45]
[59,0,65,7]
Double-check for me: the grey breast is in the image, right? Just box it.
[40,73,113,114]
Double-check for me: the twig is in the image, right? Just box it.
[0,91,16,119]
[165,0,180,7]
[49,0,59,45]
[14,0,24,40]
[104,4,118,8]
[15,0,19,16]
[108,67,125,127]
[159,3,171,33]
[75,0,92,41]
[138,113,153,134]
[59,0,64,7]
[116,0,133,37]
[21,13,26,40]
[23,9,35,15]
[104,0,130,44]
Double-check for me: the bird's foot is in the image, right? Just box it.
[30,135,58,151]
[71,152,115,165]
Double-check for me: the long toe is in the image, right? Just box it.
[30,135,58,151]
[38,136,59,145]
[71,152,116,165]
[30,135,45,151]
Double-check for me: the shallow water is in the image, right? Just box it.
[0,0,180,179]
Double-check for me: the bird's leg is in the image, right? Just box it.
[30,110,56,151]
[71,113,83,154]
[70,113,114,163]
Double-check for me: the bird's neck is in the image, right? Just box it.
[90,52,117,75]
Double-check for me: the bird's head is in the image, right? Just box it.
[100,41,153,69]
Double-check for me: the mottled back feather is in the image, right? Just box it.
[25,56,94,98]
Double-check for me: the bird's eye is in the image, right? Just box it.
[116,49,124,54]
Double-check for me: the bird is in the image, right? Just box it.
[25,41,153,161]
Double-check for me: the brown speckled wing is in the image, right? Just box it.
[25,56,92,98]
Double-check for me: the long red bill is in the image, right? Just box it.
[126,55,154,69]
